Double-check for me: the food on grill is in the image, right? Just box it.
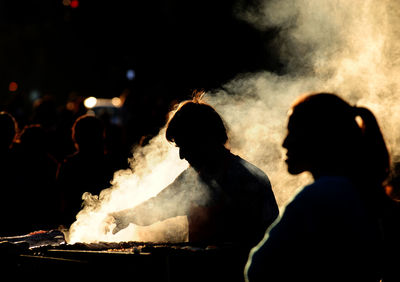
[0,230,246,282]
[56,240,222,255]
[0,230,65,249]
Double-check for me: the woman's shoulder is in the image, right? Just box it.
[294,176,358,206]
[306,175,353,190]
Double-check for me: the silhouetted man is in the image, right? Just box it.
[111,94,279,248]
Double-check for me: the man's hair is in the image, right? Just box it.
[166,91,228,147]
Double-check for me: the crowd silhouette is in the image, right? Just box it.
[0,95,131,235]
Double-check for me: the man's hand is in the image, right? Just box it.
[108,210,131,234]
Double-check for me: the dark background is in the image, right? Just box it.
[0,0,280,151]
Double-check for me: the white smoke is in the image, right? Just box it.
[67,0,400,243]
[209,0,400,205]
[67,129,189,243]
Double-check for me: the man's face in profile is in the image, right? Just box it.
[176,138,208,171]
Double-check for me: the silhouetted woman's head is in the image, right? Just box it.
[166,92,228,169]
[283,92,389,185]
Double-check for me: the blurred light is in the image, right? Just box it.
[126,69,136,80]
[29,89,40,102]
[84,97,97,109]
[70,0,79,8]
[66,101,75,111]
[9,82,18,92]
[111,97,122,107]
[63,0,71,6]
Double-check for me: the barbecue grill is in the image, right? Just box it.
[1,230,248,282]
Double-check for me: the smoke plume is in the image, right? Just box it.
[68,0,400,243]
[214,0,400,205]
[67,130,189,243]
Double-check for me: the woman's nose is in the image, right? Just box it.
[179,147,186,160]
[282,134,289,149]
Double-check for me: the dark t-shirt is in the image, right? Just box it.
[247,176,385,282]
[132,153,279,247]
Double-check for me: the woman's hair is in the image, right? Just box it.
[290,92,390,186]
[165,91,228,147]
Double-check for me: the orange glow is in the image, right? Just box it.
[111,97,122,107]
[9,82,18,92]
[70,0,79,8]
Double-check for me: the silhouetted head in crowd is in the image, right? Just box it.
[0,111,17,151]
[32,95,57,128]
[283,92,390,186]
[19,124,48,152]
[166,92,229,171]
[72,115,105,154]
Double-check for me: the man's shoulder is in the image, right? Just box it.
[228,154,271,189]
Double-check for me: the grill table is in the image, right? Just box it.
[3,241,248,282]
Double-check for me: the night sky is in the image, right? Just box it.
[0,0,280,142]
